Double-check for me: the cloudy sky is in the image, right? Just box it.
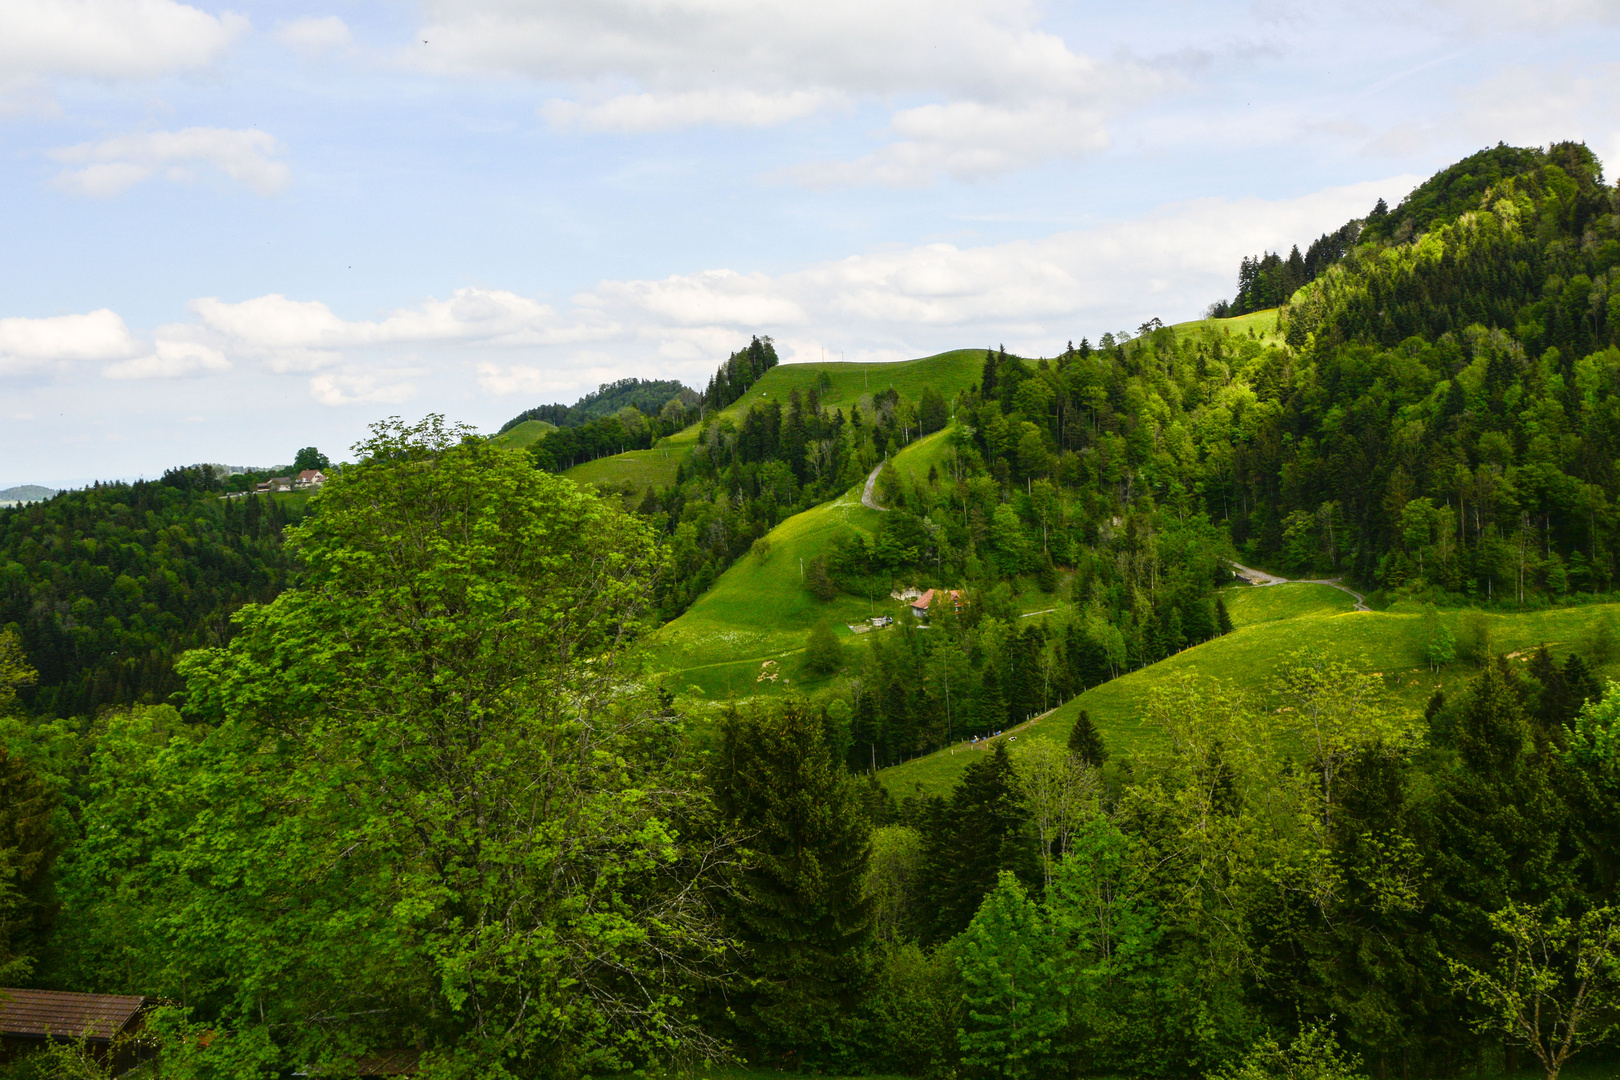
[3,0,1619,486]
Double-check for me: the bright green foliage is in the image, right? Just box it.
[864,825,927,945]
[1449,902,1620,1080]
[712,700,874,1061]
[1212,1022,1368,1080]
[291,446,330,472]
[954,872,1063,1080]
[52,417,717,1078]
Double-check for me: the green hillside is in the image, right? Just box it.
[639,428,958,699]
[488,418,556,448]
[878,584,1620,796]
[563,348,987,504]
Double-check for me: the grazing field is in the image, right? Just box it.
[489,419,556,448]
[714,348,987,420]
[563,446,685,502]
[878,582,1620,797]
[639,429,957,701]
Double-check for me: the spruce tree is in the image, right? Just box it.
[713,702,875,1058]
[922,742,1036,942]
[976,662,1008,737]
[1215,596,1235,635]
[0,745,57,980]
[1066,709,1107,769]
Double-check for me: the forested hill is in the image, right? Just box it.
[497,377,694,432]
[0,470,302,717]
[1177,141,1620,596]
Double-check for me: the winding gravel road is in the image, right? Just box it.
[1229,561,1370,611]
[861,462,887,511]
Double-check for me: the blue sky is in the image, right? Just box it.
[3,0,1619,487]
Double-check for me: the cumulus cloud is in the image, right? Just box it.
[0,0,245,108]
[0,309,139,376]
[541,89,830,133]
[103,338,230,379]
[274,15,352,56]
[309,371,417,406]
[50,128,291,197]
[787,99,1113,186]
[163,174,1415,406]
[189,287,615,374]
[414,0,1164,183]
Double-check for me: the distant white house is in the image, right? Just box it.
[294,469,327,489]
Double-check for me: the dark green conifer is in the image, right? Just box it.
[712,702,874,1058]
[922,742,1035,943]
[1066,709,1107,769]
[1215,596,1235,635]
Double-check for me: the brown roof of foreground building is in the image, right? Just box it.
[0,988,146,1041]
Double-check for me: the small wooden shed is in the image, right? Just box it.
[0,988,148,1068]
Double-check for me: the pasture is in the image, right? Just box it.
[878,582,1620,797]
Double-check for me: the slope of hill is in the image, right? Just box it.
[488,419,556,449]
[638,427,957,699]
[878,582,1620,795]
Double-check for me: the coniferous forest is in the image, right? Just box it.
[7,142,1620,1080]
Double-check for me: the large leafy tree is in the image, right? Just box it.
[61,418,723,1078]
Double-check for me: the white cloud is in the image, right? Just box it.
[274,15,351,56]
[415,0,1164,183]
[103,338,229,379]
[167,174,1417,406]
[309,371,417,406]
[50,127,291,197]
[0,309,140,375]
[787,99,1113,186]
[0,0,246,107]
[541,89,831,133]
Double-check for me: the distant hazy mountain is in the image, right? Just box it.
[0,485,57,505]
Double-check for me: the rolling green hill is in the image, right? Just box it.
[488,419,556,449]
[877,583,1620,796]
[637,428,959,699]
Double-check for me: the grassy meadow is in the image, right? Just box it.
[488,419,556,448]
[878,582,1620,797]
[637,429,960,701]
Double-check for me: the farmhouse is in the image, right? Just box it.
[255,476,293,494]
[909,589,963,619]
[295,469,327,489]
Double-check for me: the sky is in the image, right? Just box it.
[3,1,1620,487]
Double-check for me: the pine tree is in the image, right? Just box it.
[1215,596,1235,635]
[713,703,875,1057]
[922,742,1036,943]
[976,662,1008,737]
[1066,709,1107,769]
[1037,555,1057,594]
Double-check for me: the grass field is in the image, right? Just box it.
[639,429,958,702]
[878,582,1620,797]
[563,447,685,503]
[488,419,556,448]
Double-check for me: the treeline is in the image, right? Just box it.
[497,377,693,432]
[0,468,303,718]
[1210,219,1364,318]
[702,334,780,413]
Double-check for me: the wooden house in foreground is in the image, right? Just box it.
[0,988,148,1071]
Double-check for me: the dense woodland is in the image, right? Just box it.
[5,142,1620,1080]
